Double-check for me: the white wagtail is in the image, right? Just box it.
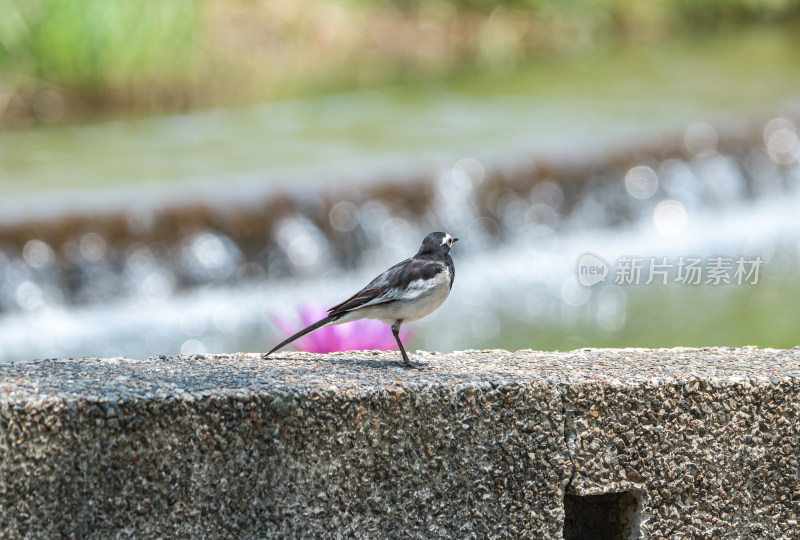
[265,231,458,367]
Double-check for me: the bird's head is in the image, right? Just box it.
[418,231,458,255]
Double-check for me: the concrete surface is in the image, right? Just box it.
[1,347,798,538]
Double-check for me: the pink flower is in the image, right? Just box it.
[272,305,413,354]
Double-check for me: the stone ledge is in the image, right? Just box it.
[1,347,798,538]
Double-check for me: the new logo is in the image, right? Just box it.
[577,252,609,287]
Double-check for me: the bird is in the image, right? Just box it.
[265,231,458,367]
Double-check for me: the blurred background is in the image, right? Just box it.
[1,0,799,362]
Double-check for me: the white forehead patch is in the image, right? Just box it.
[441,234,453,245]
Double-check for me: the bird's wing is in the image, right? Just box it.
[328,257,445,316]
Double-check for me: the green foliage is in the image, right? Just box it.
[1,0,799,120]
[378,0,800,19]
[0,0,199,88]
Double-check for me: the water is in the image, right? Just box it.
[0,92,728,222]
[2,29,800,361]
[1,113,799,362]
[5,26,800,216]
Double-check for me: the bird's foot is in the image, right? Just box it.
[402,360,427,370]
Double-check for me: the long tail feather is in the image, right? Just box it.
[265,314,341,356]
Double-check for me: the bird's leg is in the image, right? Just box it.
[391,321,413,367]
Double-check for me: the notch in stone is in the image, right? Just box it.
[563,490,643,540]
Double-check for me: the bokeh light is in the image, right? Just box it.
[329,201,361,232]
[23,240,53,269]
[652,200,688,237]
[624,166,659,200]
[684,122,718,155]
[764,118,800,165]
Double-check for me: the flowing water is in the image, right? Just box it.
[1,29,800,362]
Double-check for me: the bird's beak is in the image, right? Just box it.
[453,238,459,243]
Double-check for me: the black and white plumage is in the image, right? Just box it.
[265,231,458,367]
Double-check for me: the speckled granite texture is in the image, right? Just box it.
[0,347,798,539]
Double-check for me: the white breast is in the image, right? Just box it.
[390,271,452,323]
[340,270,452,325]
